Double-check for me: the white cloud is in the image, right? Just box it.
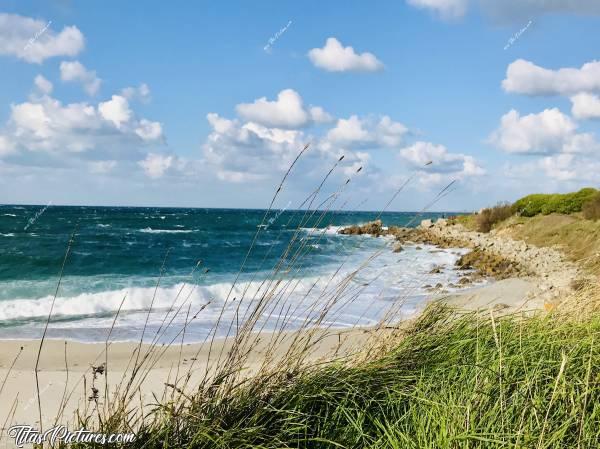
[503,59,600,96]
[135,119,163,141]
[487,108,600,154]
[325,115,408,148]
[98,95,132,128]
[236,89,323,128]
[308,38,383,73]
[0,136,15,157]
[0,13,84,64]
[571,92,600,120]
[121,83,151,103]
[326,116,370,144]
[399,141,485,178]
[406,0,600,21]
[202,113,306,182]
[138,153,173,178]
[309,106,334,123]
[539,154,577,181]
[480,0,600,22]
[406,0,469,19]
[60,61,102,95]
[34,75,53,95]
[1,86,164,158]
[89,160,117,174]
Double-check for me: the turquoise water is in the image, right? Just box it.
[0,205,463,342]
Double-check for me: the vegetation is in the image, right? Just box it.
[495,214,600,275]
[583,192,600,221]
[476,202,513,233]
[80,297,600,449]
[512,188,599,217]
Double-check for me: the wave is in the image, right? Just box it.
[2,213,17,217]
[299,225,345,236]
[139,227,194,234]
[0,233,15,237]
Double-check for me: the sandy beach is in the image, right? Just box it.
[0,277,543,442]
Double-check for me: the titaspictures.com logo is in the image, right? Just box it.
[8,425,135,447]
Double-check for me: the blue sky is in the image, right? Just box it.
[1,0,600,211]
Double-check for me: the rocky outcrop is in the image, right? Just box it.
[338,217,585,305]
[419,219,583,304]
[338,220,384,236]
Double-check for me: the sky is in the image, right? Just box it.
[1,0,600,211]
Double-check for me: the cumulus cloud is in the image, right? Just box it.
[502,59,600,96]
[98,95,132,128]
[60,61,102,95]
[487,108,600,154]
[0,13,84,64]
[138,153,173,178]
[33,75,53,95]
[235,89,331,128]
[121,83,151,103]
[135,119,163,141]
[399,141,485,180]
[202,113,305,182]
[571,92,600,120]
[0,84,163,159]
[308,38,383,73]
[406,0,469,19]
[325,115,408,148]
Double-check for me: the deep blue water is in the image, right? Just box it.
[0,205,461,342]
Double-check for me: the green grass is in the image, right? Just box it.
[513,188,599,218]
[86,303,600,449]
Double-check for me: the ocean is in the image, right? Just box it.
[0,205,469,343]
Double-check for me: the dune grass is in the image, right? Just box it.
[69,289,600,449]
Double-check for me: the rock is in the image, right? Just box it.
[436,218,448,227]
[429,266,442,274]
[415,246,423,250]
[339,220,383,236]
[420,219,434,229]
[393,243,404,253]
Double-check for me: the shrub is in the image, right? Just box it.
[513,188,599,217]
[582,192,600,220]
[476,202,513,233]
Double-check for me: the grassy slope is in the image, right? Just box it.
[452,211,600,276]
[494,214,600,276]
[100,304,600,449]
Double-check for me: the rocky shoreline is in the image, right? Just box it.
[339,218,583,308]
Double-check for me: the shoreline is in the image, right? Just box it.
[0,218,563,444]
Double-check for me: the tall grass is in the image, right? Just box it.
[76,293,600,448]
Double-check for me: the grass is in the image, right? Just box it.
[583,193,600,221]
[77,295,600,449]
[495,214,600,276]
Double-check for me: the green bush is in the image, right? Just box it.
[513,188,599,217]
